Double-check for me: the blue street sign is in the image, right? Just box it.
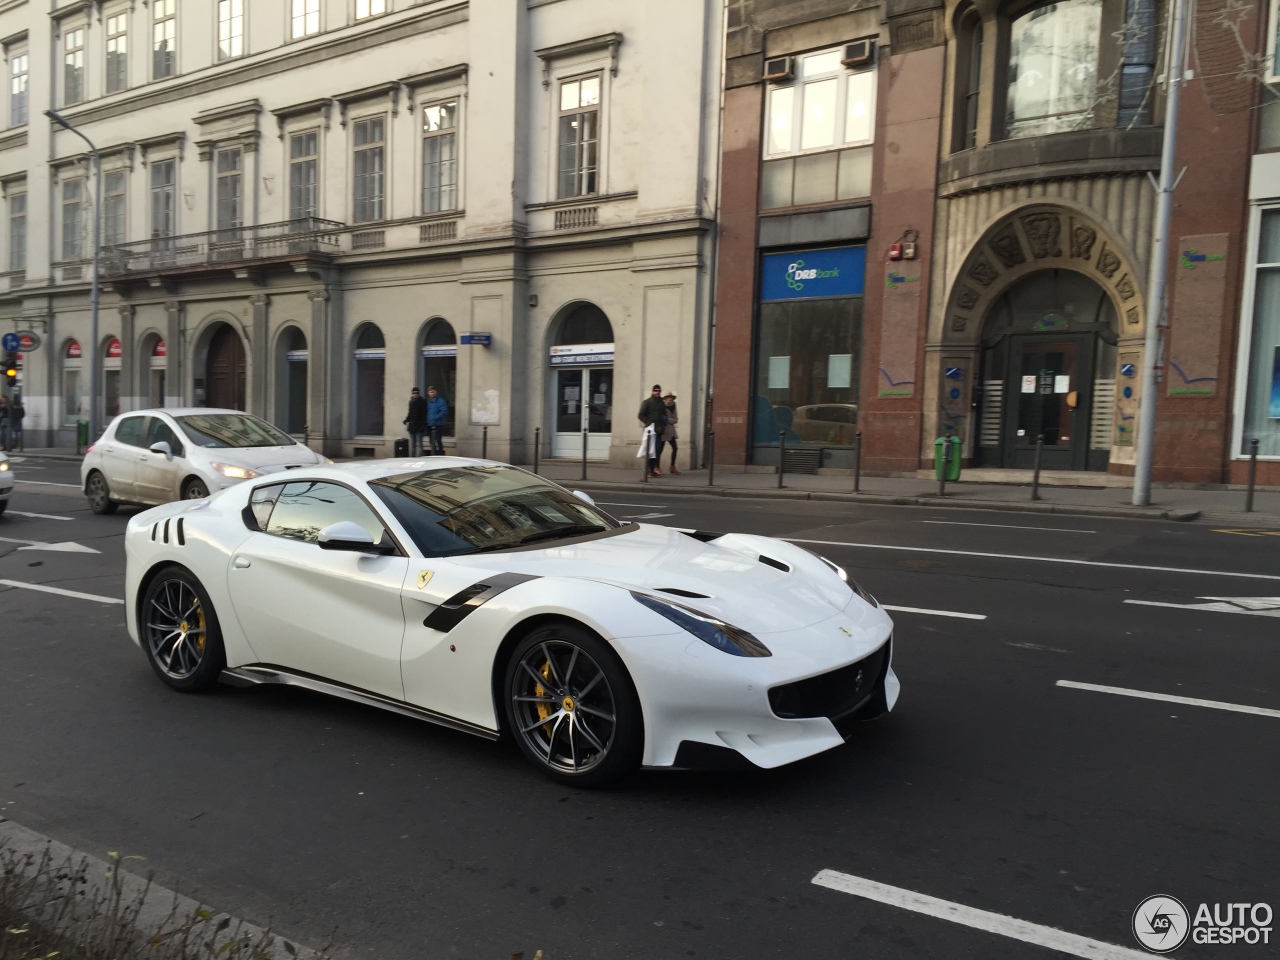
[1,332,19,352]
[1120,363,1136,378]
[760,246,866,302]
[945,367,964,380]
[949,387,961,400]
[460,333,492,346]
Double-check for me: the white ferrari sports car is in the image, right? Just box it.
[124,458,898,786]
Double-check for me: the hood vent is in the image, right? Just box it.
[656,587,711,599]
[681,530,723,543]
[758,555,790,572]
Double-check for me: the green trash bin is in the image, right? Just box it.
[933,435,962,482]
[76,420,89,449]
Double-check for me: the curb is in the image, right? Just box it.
[563,479,1205,523]
[5,451,83,461]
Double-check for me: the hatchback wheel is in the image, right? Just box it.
[503,622,643,787]
[86,471,117,515]
[183,478,209,500]
[140,566,225,692]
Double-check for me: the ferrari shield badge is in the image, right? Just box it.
[417,570,435,590]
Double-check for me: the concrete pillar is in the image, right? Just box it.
[118,305,136,411]
[249,293,269,419]
[306,287,338,456]
[164,301,183,406]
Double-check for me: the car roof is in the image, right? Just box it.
[113,408,252,419]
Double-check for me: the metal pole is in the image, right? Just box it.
[581,428,588,481]
[1245,438,1259,513]
[1132,0,1191,506]
[853,430,862,493]
[778,430,785,488]
[1031,434,1044,501]
[533,427,540,475]
[46,110,101,443]
[708,430,715,486]
[482,424,488,459]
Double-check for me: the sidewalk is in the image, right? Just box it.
[13,445,1278,526]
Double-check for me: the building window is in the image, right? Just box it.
[1117,0,1158,127]
[8,192,26,271]
[216,148,243,233]
[106,12,128,94]
[1005,0,1102,139]
[153,0,176,79]
[8,51,27,126]
[761,47,876,209]
[356,0,387,19]
[64,27,86,106]
[422,101,458,213]
[420,319,457,436]
[64,340,84,426]
[353,323,386,436]
[290,131,319,220]
[278,326,308,435]
[217,0,245,60]
[103,171,127,247]
[1241,208,1280,457]
[151,159,177,238]
[957,17,983,149]
[61,179,83,260]
[291,0,320,39]
[352,116,385,223]
[558,75,600,198]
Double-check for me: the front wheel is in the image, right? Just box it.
[86,470,117,515]
[182,478,209,500]
[139,566,226,692]
[503,622,643,788]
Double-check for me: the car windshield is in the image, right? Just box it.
[175,414,296,449]
[370,465,622,556]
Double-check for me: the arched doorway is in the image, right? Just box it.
[419,319,457,437]
[140,333,167,408]
[548,302,614,458]
[275,326,308,435]
[352,323,385,436]
[102,337,122,418]
[206,323,246,410]
[975,269,1117,470]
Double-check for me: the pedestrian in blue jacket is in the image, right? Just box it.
[425,385,448,456]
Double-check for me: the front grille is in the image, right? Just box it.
[768,640,890,721]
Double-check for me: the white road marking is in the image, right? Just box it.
[7,509,75,521]
[811,870,1149,960]
[0,535,99,554]
[625,512,676,520]
[14,479,82,488]
[786,538,1280,582]
[596,501,668,509]
[1125,597,1280,618]
[922,520,1096,534]
[0,579,123,604]
[881,604,987,620]
[1057,680,1280,719]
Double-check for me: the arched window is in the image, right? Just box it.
[353,323,385,436]
[555,302,614,345]
[550,303,615,459]
[276,327,308,435]
[102,337,122,418]
[1005,0,1103,139]
[419,319,456,436]
[140,333,167,408]
[63,339,84,426]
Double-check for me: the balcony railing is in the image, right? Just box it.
[102,217,344,277]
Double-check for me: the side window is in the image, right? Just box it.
[247,483,285,531]
[265,481,385,544]
[115,416,147,447]
[146,418,185,457]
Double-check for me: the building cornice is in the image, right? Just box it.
[401,64,468,92]
[0,128,27,153]
[269,98,334,138]
[535,32,623,88]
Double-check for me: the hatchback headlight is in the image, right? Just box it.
[815,554,878,607]
[631,592,771,658]
[211,462,261,480]
[0,461,9,472]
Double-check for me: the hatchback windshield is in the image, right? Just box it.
[176,414,296,448]
[370,465,622,556]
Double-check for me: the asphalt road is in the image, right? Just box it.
[2,459,1277,960]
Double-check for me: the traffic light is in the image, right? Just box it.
[3,352,16,386]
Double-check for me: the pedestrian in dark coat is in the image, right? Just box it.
[661,393,679,473]
[637,384,668,477]
[404,387,428,456]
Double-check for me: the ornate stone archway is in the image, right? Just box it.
[926,202,1148,468]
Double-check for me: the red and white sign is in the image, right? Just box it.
[66,340,82,359]
[106,338,122,358]
[153,339,167,358]
[17,331,40,351]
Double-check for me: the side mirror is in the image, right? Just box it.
[149,441,173,460]
[317,520,394,554]
[572,490,596,507]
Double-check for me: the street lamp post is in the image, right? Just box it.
[45,109,102,444]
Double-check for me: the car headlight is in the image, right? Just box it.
[0,461,9,472]
[631,592,771,658]
[211,462,261,480]
[815,554,879,607]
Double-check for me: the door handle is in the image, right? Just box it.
[233,556,251,569]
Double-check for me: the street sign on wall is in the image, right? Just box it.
[760,246,866,302]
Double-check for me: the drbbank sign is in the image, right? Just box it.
[760,246,866,302]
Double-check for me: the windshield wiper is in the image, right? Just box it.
[473,524,607,552]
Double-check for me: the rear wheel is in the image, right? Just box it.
[139,566,226,692]
[503,622,643,788]
[86,470,117,515]
[182,478,209,500]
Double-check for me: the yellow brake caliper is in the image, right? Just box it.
[195,603,206,654]
[535,660,553,731]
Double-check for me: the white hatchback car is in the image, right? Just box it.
[81,408,328,513]
[0,450,12,516]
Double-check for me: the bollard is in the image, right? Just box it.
[853,430,862,493]
[938,436,948,497]
[708,431,716,486]
[778,430,786,488]
[1031,435,1045,501]
[1245,437,1259,513]
[581,428,588,481]
[533,427,540,476]
[482,425,488,460]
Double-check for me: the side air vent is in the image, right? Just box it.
[758,555,790,572]
[163,519,171,544]
[151,522,159,541]
[657,587,712,599]
[176,518,185,546]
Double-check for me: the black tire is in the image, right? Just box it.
[139,565,226,692]
[0,499,7,516]
[182,477,210,500]
[503,621,643,788]
[86,470,117,515]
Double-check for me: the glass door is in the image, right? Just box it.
[1007,337,1087,469]
[552,367,613,458]
[585,368,612,458]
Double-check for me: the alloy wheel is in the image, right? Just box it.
[511,639,617,775]
[144,578,209,681]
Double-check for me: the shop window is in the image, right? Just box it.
[420,319,457,437]
[63,339,84,426]
[353,323,385,436]
[278,327,308,434]
[1241,209,1280,457]
[1005,0,1102,139]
